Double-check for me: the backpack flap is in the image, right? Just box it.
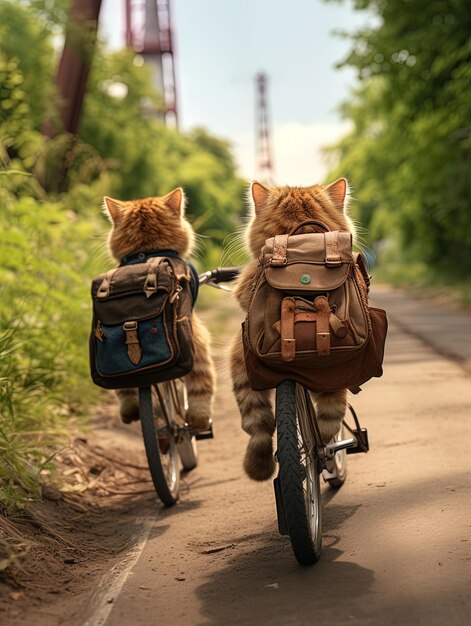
[262,231,353,295]
[91,260,172,325]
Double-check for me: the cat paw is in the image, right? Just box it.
[186,403,212,432]
[186,412,211,432]
[119,395,140,424]
[243,433,275,481]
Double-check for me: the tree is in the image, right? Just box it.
[325,0,471,278]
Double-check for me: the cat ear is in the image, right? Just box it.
[251,181,270,213]
[324,178,348,213]
[103,196,124,222]
[164,187,185,215]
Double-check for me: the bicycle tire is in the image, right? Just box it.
[139,385,180,505]
[276,380,322,565]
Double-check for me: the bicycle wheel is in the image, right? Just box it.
[276,380,322,565]
[139,384,180,505]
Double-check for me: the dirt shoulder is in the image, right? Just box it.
[0,399,158,626]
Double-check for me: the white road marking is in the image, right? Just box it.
[82,517,155,626]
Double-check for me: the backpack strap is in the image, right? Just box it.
[280,297,296,361]
[270,234,289,266]
[96,268,119,299]
[324,231,342,267]
[313,296,331,356]
[187,262,200,306]
[354,252,371,292]
[143,256,167,298]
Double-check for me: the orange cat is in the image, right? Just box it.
[230,179,354,481]
[103,188,215,431]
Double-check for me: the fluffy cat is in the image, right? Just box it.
[103,188,215,431]
[230,178,354,481]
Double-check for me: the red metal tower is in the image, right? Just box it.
[125,0,178,127]
[255,72,275,183]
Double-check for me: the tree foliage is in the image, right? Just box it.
[79,47,245,242]
[326,0,471,278]
[0,0,245,246]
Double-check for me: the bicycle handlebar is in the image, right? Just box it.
[199,266,242,286]
[212,266,242,283]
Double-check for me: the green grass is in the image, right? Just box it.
[0,193,104,510]
[0,186,109,571]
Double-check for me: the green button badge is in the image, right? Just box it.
[300,274,311,284]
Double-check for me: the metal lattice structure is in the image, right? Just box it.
[125,0,178,127]
[255,72,275,183]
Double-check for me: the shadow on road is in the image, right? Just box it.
[193,497,372,626]
[195,526,375,626]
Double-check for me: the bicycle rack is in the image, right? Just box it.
[346,428,369,454]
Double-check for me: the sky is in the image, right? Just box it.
[99,0,370,185]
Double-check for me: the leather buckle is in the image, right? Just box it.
[325,256,342,267]
[123,321,142,365]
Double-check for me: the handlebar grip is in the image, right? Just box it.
[212,266,242,283]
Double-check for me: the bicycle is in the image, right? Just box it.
[221,267,369,565]
[139,264,369,567]
[138,266,240,505]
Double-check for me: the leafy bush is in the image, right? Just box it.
[325,0,471,282]
[0,189,104,508]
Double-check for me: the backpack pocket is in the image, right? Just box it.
[264,261,350,295]
[94,312,174,376]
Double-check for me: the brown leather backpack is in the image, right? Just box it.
[242,221,388,393]
[89,254,196,390]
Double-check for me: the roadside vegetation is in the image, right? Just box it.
[325,0,471,303]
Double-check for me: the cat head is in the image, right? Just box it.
[103,188,194,262]
[246,178,354,256]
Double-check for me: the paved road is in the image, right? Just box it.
[372,285,471,370]
[82,288,471,626]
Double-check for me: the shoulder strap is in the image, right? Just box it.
[354,252,371,292]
